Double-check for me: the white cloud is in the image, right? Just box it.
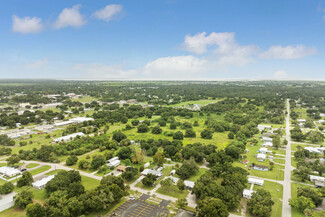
[260,45,317,59]
[143,55,208,79]
[72,63,137,79]
[273,70,287,80]
[12,15,43,34]
[182,32,258,66]
[54,5,86,29]
[25,59,48,69]
[93,4,123,22]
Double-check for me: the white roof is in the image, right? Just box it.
[107,160,120,167]
[69,117,94,123]
[310,175,325,182]
[0,166,21,177]
[54,120,74,127]
[297,119,306,122]
[304,147,322,154]
[243,189,255,196]
[259,147,268,152]
[262,137,273,141]
[262,142,273,147]
[53,132,85,142]
[167,176,180,183]
[184,180,195,188]
[141,169,162,176]
[256,153,266,159]
[248,177,264,185]
[32,175,55,188]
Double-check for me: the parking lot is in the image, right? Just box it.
[111,194,169,217]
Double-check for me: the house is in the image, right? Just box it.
[0,192,16,212]
[297,119,306,123]
[54,120,75,127]
[248,177,264,186]
[310,175,325,187]
[261,137,273,142]
[116,165,127,172]
[69,117,94,123]
[258,125,272,131]
[130,140,135,145]
[141,169,162,177]
[170,170,176,176]
[259,147,268,154]
[256,153,266,162]
[0,166,21,177]
[53,132,85,143]
[32,175,55,190]
[262,142,273,147]
[184,180,195,190]
[167,176,180,184]
[144,162,150,168]
[157,167,164,172]
[242,159,249,164]
[42,103,63,109]
[320,113,325,117]
[304,147,325,154]
[107,160,121,167]
[108,157,119,163]
[253,164,269,171]
[243,189,256,199]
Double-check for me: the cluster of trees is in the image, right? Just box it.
[142,174,157,186]
[247,189,274,217]
[194,163,248,216]
[290,187,323,214]
[176,158,199,180]
[291,126,324,143]
[23,171,128,217]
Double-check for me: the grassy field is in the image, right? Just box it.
[81,175,100,190]
[29,165,51,176]
[167,99,223,108]
[26,163,39,168]
[71,96,97,103]
[156,185,189,199]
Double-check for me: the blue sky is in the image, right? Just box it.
[1,0,325,80]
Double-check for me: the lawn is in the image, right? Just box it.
[30,165,51,176]
[45,169,63,175]
[81,175,100,190]
[167,99,223,108]
[156,185,189,199]
[249,180,283,217]
[273,158,285,164]
[71,96,97,103]
[186,168,208,182]
[26,163,39,168]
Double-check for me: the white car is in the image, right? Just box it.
[129,196,135,200]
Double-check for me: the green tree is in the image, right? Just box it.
[17,171,34,188]
[176,198,188,209]
[66,155,78,166]
[247,189,274,217]
[177,179,186,192]
[142,174,157,186]
[26,203,46,217]
[0,182,14,194]
[173,131,184,140]
[185,129,196,138]
[14,190,33,208]
[6,155,20,166]
[151,126,162,134]
[197,197,229,217]
[201,129,213,139]
[112,131,127,142]
[137,123,149,133]
[290,196,315,212]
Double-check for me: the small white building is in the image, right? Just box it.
[107,160,121,167]
[144,162,150,168]
[32,175,55,190]
[304,147,325,154]
[0,166,21,177]
[69,117,94,123]
[309,175,325,187]
[54,120,75,127]
[297,119,306,123]
[170,169,176,176]
[184,180,195,190]
[262,142,273,147]
[243,189,256,199]
[0,192,16,212]
[141,169,162,177]
[167,176,180,183]
[53,132,85,143]
[248,177,264,186]
[256,153,267,162]
[261,137,273,142]
[259,147,268,154]
[108,157,119,163]
[258,125,272,131]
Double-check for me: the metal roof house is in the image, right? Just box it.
[256,153,267,162]
[32,175,55,190]
[107,160,121,167]
[243,189,256,199]
[53,132,85,143]
[0,166,21,177]
[248,177,264,186]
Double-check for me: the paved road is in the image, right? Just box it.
[282,99,292,217]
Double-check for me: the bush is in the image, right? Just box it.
[66,155,78,166]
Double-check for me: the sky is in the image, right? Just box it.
[1,0,325,80]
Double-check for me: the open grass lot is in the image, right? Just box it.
[81,175,100,190]
[167,99,223,108]
[186,168,208,182]
[29,165,51,176]
[26,163,39,168]
[291,183,307,217]
[0,207,25,217]
[293,108,308,119]
[71,96,98,103]
[249,180,283,217]
[45,169,63,175]
[273,158,285,164]
[156,185,189,199]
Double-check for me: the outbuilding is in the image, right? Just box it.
[256,153,266,162]
[248,177,264,186]
[32,175,55,190]
[243,189,256,199]
[0,166,21,177]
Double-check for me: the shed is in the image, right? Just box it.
[243,189,256,199]
[32,175,55,190]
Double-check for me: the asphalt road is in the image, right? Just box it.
[282,99,292,217]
